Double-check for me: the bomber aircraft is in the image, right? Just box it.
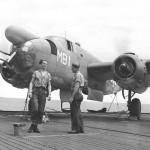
[1,26,150,120]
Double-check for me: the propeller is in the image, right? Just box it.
[119,60,133,77]
[113,30,134,78]
[5,26,39,45]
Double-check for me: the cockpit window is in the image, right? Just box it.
[46,40,57,55]
[45,37,73,53]
[67,40,73,51]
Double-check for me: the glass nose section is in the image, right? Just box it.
[22,41,33,52]
[21,41,35,70]
[13,41,35,72]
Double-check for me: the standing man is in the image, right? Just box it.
[68,63,84,134]
[28,59,51,133]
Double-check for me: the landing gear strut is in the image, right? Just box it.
[126,90,141,120]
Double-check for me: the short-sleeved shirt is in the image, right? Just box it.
[71,71,84,92]
[32,70,51,89]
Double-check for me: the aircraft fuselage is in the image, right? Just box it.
[1,36,102,91]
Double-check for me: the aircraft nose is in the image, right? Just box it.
[18,42,36,71]
[10,41,36,73]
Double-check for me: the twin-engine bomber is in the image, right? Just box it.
[1,26,150,120]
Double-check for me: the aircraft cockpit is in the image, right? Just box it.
[45,36,76,53]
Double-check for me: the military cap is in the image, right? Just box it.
[39,59,47,64]
[72,62,80,68]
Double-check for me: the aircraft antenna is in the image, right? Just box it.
[65,30,67,38]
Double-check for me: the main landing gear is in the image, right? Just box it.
[123,90,141,120]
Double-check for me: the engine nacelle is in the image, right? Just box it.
[1,61,33,88]
[112,53,150,94]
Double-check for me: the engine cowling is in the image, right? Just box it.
[112,53,150,94]
[1,61,33,88]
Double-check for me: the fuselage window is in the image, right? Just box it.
[46,40,57,55]
[67,40,73,51]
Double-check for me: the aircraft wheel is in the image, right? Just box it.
[129,98,141,120]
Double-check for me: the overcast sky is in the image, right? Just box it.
[1,0,150,103]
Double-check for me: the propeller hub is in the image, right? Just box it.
[114,56,136,79]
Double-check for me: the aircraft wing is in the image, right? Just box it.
[87,62,121,99]
[87,62,113,81]
[88,58,150,81]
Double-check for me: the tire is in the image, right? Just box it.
[129,98,141,120]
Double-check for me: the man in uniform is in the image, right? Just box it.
[68,63,84,134]
[28,59,51,133]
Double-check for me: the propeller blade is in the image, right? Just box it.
[5,26,39,45]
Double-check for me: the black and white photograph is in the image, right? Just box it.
[0,0,150,149]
